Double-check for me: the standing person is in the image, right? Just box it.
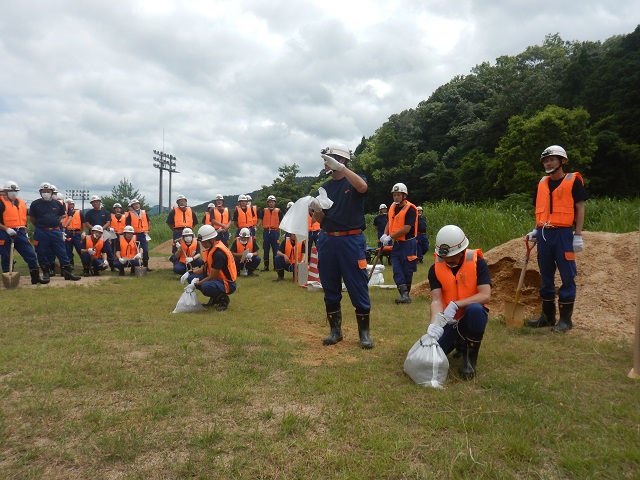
[272,233,304,282]
[258,195,282,272]
[80,225,109,276]
[416,206,430,263]
[166,195,198,254]
[202,203,215,225]
[126,198,153,272]
[426,225,491,380]
[114,225,143,276]
[207,194,232,246]
[233,195,255,238]
[29,182,81,281]
[308,210,321,251]
[309,144,373,349]
[83,195,116,271]
[380,183,418,304]
[172,227,203,275]
[526,145,588,333]
[230,227,261,276]
[187,225,237,311]
[62,199,84,268]
[373,203,388,247]
[246,195,259,236]
[0,181,48,284]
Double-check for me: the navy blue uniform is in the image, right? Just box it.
[258,207,283,268]
[416,215,429,261]
[84,208,114,263]
[0,199,39,271]
[373,213,388,246]
[391,204,418,287]
[29,198,71,266]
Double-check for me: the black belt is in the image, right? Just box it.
[40,227,60,231]
[264,228,279,232]
[67,229,82,233]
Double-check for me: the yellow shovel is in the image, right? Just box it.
[2,238,21,289]
[504,238,535,327]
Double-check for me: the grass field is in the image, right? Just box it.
[0,199,638,478]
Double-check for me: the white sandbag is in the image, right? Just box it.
[172,286,205,313]
[366,264,385,286]
[404,333,449,388]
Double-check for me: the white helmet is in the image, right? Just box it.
[182,227,194,236]
[51,184,58,193]
[379,203,387,210]
[540,145,567,160]
[239,227,251,238]
[391,183,408,194]
[435,225,469,258]
[238,194,247,202]
[92,225,104,233]
[198,224,218,241]
[215,194,224,201]
[287,201,294,209]
[4,180,19,192]
[417,206,423,212]
[176,195,187,203]
[321,144,351,161]
[113,203,122,208]
[207,203,214,208]
[56,192,65,201]
[90,195,101,202]
[246,194,252,201]
[123,225,135,234]
[129,198,140,205]
[39,182,54,191]
[66,198,75,204]
[267,195,276,202]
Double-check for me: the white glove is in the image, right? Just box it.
[380,234,392,246]
[316,187,334,209]
[186,256,193,263]
[180,271,190,284]
[322,154,344,172]
[119,257,127,264]
[245,252,253,260]
[526,228,537,241]
[427,323,444,340]
[175,240,181,248]
[134,253,142,260]
[308,197,323,212]
[573,234,583,253]
[5,228,17,237]
[190,278,198,287]
[62,232,67,241]
[443,301,459,323]
[109,228,115,233]
[185,284,195,293]
[87,248,96,256]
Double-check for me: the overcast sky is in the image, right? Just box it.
[1,1,638,207]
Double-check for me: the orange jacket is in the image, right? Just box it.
[235,206,253,229]
[283,238,305,263]
[118,236,139,258]
[0,197,28,228]
[110,214,127,234]
[535,172,582,227]
[249,205,258,227]
[210,207,229,226]
[172,206,194,229]
[434,249,485,320]
[65,210,83,230]
[202,242,237,292]
[85,235,105,258]
[388,201,418,241]
[262,208,281,229]
[234,238,256,255]
[308,213,321,231]
[128,211,149,233]
[176,241,198,263]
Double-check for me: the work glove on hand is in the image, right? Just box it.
[185,284,195,293]
[190,278,198,285]
[180,271,190,285]
[87,248,96,256]
[573,234,583,253]
[5,228,17,237]
[134,253,142,260]
[186,256,193,263]
[316,187,334,209]
[380,234,392,246]
[109,228,115,233]
[322,154,345,172]
[174,240,181,248]
[443,301,459,323]
[525,228,537,241]
[245,252,253,260]
[119,257,127,264]
[427,323,444,340]
[308,197,323,212]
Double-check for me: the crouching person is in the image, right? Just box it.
[187,225,237,311]
[80,225,109,276]
[273,233,305,282]
[230,227,261,276]
[426,225,491,380]
[115,225,143,276]
[172,227,203,275]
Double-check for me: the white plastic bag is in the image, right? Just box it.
[172,286,205,313]
[366,264,385,286]
[404,333,449,388]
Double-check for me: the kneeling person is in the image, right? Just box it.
[230,227,261,276]
[273,233,305,282]
[172,227,203,275]
[115,226,143,276]
[80,225,109,276]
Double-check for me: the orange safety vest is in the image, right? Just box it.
[235,206,253,229]
[262,208,281,229]
[202,241,237,292]
[212,207,229,226]
[234,238,256,255]
[249,205,258,227]
[65,210,82,230]
[308,213,321,231]
[434,249,485,320]
[118,236,139,258]
[110,214,127,234]
[176,241,198,263]
[284,238,305,263]
[129,210,149,233]
[0,197,28,228]
[172,206,194,229]
[85,235,105,259]
[535,172,582,228]
[388,201,418,241]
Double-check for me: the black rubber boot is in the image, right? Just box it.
[395,284,411,304]
[215,293,230,311]
[130,267,135,276]
[459,335,482,379]
[262,261,269,272]
[356,313,374,349]
[143,259,153,272]
[528,299,556,328]
[83,266,91,277]
[273,270,285,282]
[62,264,81,281]
[48,264,57,277]
[118,268,125,277]
[322,310,343,346]
[554,302,574,333]
[109,260,116,272]
[30,268,48,285]
[40,265,50,283]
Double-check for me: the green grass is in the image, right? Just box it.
[1,199,639,478]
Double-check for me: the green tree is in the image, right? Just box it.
[101,179,149,212]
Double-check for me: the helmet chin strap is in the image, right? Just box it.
[545,165,561,174]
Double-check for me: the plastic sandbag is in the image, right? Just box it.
[172,286,205,313]
[366,264,385,286]
[404,333,449,388]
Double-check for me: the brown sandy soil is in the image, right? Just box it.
[412,231,638,341]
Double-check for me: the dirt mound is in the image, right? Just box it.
[413,231,638,340]
[151,240,175,255]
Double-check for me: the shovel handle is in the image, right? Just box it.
[368,247,383,282]
[513,238,535,301]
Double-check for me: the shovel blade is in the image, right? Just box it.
[504,301,525,327]
[297,262,308,286]
[2,272,20,289]
[134,266,146,277]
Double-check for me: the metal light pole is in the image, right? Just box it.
[152,150,179,215]
[65,189,90,211]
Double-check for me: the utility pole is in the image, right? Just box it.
[152,150,179,215]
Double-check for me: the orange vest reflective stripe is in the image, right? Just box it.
[0,197,28,228]
[235,206,253,228]
[110,214,127,233]
[129,211,149,233]
[176,241,198,263]
[262,208,281,229]
[388,201,418,241]
[284,238,304,263]
[308,214,320,231]
[173,206,194,228]
[535,172,582,228]
[213,207,229,225]
[85,235,105,258]
[119,236,138,258]
[65,210,82,230]
[203,242,237,292]
[434,249,484,320]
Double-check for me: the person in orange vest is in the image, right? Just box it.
[258,195,283,271]
[80,225,109,276]
[205,194,232,246]
[172,227,203,275]
[166,195,199,254]
[525,145,588,332]
[0,181,48,284]
[273,233,305,282]
[114,225,143,276]
[186,225,237,311]
[380,183,419,304]
[416,206,430,263]
[245,195,259,236]
[233,194,255,238]
[230,227,261,276]
[426,225,491,380]
[108,202,128,265]
[62,198,84,268]
[308,209,321,251]
[125,198,153,271]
